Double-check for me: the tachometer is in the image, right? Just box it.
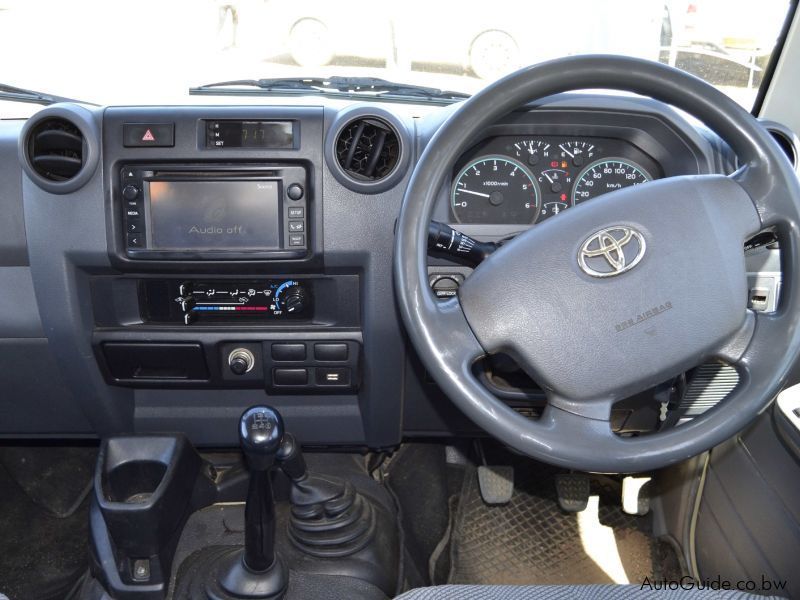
[452,156,540,224]
[572,159,652,206]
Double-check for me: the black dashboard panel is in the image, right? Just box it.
[0,93,735,445]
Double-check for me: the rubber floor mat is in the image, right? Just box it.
[448,462,677,586]
[0,446,96,600]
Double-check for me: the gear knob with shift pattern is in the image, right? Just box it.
[240,406,284,472]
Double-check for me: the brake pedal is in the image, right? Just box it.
[622,476,651,515]
[555,473,590,512]
[477,465,514,505]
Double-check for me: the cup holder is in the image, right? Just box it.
[104,460,167,504]
[94,434,202,562]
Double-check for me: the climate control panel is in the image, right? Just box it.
[139,279,312,325]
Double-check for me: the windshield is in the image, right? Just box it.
[0,0,792,113]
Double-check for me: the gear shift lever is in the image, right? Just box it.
[212,406,288,599]
[240,406,283,572]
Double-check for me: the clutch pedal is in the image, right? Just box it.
[477,465,514,505]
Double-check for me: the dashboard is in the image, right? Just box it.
[0,91,786,448]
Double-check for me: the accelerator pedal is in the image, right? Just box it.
[555,473,590,512]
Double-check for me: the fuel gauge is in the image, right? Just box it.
[557,141,596,167]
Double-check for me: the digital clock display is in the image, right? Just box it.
[205,120,294,149]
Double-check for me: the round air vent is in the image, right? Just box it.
[27,118,84,181]
[335,117,400,182]
[326,106,411,194]
[19,104,100,194]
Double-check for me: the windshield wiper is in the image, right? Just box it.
[189,76,470,104]
[0,83,94,106]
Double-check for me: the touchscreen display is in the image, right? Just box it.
[148,180,280,250]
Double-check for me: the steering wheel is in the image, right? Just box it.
[394,55,800,473]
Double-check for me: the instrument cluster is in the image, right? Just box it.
[450,136,661,225]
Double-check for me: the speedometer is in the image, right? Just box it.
[571,159,652,206]
[452,156,540,224]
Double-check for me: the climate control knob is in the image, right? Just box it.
[281,286,308,314]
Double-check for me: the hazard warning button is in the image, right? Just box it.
[123,123,174,147]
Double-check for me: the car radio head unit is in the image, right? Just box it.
[120,164,308,260]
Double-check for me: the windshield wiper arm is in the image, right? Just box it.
[190,76,470,103]
[0,83,95,106]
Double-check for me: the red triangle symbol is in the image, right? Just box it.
[141,129,155,142]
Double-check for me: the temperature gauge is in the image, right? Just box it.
[538,166,572,194]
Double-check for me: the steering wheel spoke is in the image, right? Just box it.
[732,163,786,230]
[729,310,795,384]
[544,389,615,422]
[430,295,486,374]
[714,310,756,365]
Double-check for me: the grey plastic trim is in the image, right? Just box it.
[760,119,799,170]
[0,267,43,337]
[17,103,101,195]
[760,5,800,134]
[324,104,412,194]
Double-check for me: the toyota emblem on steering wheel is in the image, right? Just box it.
[578,226,646,278]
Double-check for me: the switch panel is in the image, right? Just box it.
[265,340,360,394]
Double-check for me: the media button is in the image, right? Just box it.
[127,220,144,233]
[127,232,144,248]
[121,168,138,181]
[286,183,304,201]
[122,185,140,201]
